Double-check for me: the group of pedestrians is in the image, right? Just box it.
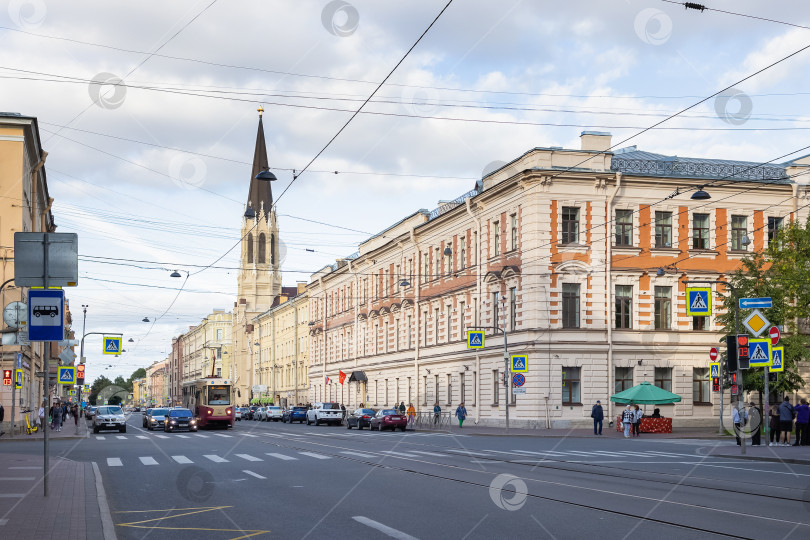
[769,396,810,446]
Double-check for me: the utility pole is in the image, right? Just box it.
[76,305,87,434]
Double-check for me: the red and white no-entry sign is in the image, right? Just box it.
[709,347,718,361]
[769,326,780,346]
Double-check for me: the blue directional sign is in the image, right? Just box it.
[685,288,711,317]
[739,297,773,309]
[467,330,485,349]
[27,289,64,341]
[748,338,771,367]
[103,336,122,355]
[770,346,784,372]
[57,366,75,385]
[510,354,528,373]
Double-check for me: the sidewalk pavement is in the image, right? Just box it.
[0,453,116,540]
[420,423,730,439]
[1,414,89,441]
[704,443,810,465]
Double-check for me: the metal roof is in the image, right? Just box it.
[611,150,790,183]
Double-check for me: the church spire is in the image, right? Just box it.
[247,107,272,218]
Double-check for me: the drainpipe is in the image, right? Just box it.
[466,197,483,423]
[606,172,622,423]
[410,229,421,410]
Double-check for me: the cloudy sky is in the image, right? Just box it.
[2,0,809,383]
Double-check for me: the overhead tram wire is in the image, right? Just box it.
[663,1,810,31]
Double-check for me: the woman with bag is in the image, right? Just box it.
[455,403,467,428]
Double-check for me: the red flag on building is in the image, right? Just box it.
[325,377,331,385]
[339,370,346,384]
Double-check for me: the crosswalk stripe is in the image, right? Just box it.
[266,453,297,461]
[244,470,266,480]
[340,451,376,458]
[176,434,190,439]
[172,456,193,464]
[236,454,262,462]
[154,435,169,439]
[139,457,158,466]
[378,451,417,457]
[116,436,127,440]
[96,436,106,440]
[204,455,228,463]
[409,451,447,457]
[107,458,122,467]
[213,434,232,438]
[299,452,331,460]
[195,434,208,438]
[242,434,259,438]
[445,449,490,456]
[136,436,148,440]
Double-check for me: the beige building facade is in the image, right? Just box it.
[253,283,309,407]
[307,131,810,428]
[181,309,233,386]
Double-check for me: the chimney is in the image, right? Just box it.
[580,131,612,152]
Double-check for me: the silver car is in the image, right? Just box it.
[93,405,127,433]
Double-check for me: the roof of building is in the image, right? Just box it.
[610,150,790,183]
[246,115,273,218]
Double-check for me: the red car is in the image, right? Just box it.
[370,409,407,432]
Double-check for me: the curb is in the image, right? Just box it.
[706,454,810,466]
[416,429,731,440]
[92,461,118,540]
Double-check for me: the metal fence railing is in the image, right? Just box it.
[413,411,452,430]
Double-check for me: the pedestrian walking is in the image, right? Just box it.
[732,404,748,446]
[53,402,63,432]
[73,404,79,427]
[340,403,347,421]
[398,401,406,416]
[632,404,642,437]
[433,402,441,425]
[769,405,781,446]
[749,402,761,446]
[37,402,45,429]
[454,403,467,428]
[591,400,603,435]
[621,405,634,438]
[778,396,795,446]
[793,398,809,446]
[0,401,5,436]
[407,403,415,427]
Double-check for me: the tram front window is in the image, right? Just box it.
[208,386,230,405]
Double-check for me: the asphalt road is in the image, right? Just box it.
[6,414,810,540]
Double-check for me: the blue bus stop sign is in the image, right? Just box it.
[27,289,64,341]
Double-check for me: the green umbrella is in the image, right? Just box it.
[610,381,682,405]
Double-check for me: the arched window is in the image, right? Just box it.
[270,234,276,265]
[258,233,266,263]
[247,233,254,263]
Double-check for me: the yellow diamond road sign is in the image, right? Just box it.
[742,309,769,337]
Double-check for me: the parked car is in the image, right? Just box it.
[85,406,98,419]
[265,406,283,421]
[370,409,407,431]
[141,408,153,428]
[234,408,242,421]
[93,405,127,433]
[164,408,197,432]
[283,406,307,424]
[346,408,376,430]
[246,406,259,420]
[145,408,169,430]
[132,407,141,412]
[306,402,343,426]
[253,407,267,421]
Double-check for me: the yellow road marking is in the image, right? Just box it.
[115,505,269,539]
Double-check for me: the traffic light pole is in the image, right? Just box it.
[467,323,510,433]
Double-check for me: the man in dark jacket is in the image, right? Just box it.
[778,397,795,446]
[793,398,809,446]
[591,400,604,435]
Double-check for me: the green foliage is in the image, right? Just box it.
[717,221,810,395]
[129,368,146,381]
[113,375,132,392]
[88,375,112,405]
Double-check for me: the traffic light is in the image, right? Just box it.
[712,377,720,392]
[768,371,779,383]
[76,364,85,385]
[731,372,740,396]
[726,336,738,371]
[2,370,11,386]
[737,334,750,370]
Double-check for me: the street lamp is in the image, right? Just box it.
[255,168,278,182]
[691,186,711,200]
[142,317,150,323]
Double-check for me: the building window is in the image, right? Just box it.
[493,221,500,256]
[434,375,440,405]
[434,308,440,345]
[247,233,254,263]
[562,283,580,329]
[730,215,747,250]
[446,374,452,405]
[768,216,783,243]
[615,285,632,329]
[508,288,517,331]
[510,213,518,251]
[258,233,266,263]
[693,368,711,404]
[374,324,378,355]
[407,315,412,349]
[460,373,465,403]
[654,211,672,248]
[395,319,400,351]
[395,378,400,404]
[561,207,579,244]
[423,314,428,347]
[615,210,633,246]
[654,367,672,392]
[446,308,452,342]
[460,241,466,270]
[422,376,427,405]
[447,244,452,274]
[407,377,412,404]
[615,367,634,393]
[435,248,440,278]
[385,379,389,405]
[492,292,500,330]
[493,369,500,404]
[395,264,401,292]
[654,286,671,329]
[384,322,389,353]
[693,316,708,330]
[562,367,581,405]
[459,301,466,337]
[692,213,710,249]
[216,329,223,340]
[424,254,429,282]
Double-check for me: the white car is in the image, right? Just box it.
[265,406,283,421]
[234,408,242,421]
[93,405,127,433]
[306,402,343,426]
[254,407,266,421]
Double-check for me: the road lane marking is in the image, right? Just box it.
[116,436,127,440]
[236,454,262,462]
[340,451,377,458]
[213,434,232,438]
[136,436,148,440]
[194,434,208,438]
[107,458,122,467]
[171,456,193,464]
[204,455,229,463]
[242,434,258,438]
[353,516,419,540]
[8,467,41,470]
[96,436,106,440]
[175,434,190,439]
[266,453,297,461]
[0,477,35,481]
[378,451,418,458]
[299,452,331,460]
[139,457,159,466]
[409,451,447,457]
[154,435,169,439]
[243,470,266,480]
[445,449,491,456]
[0,494,25,498]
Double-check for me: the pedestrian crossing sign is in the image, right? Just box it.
[14,369,23,389]
[685,288,711,317]
[467,330,485,349]
[770,346,784,372]
[68,389,76,396]
[103,336,121,355]
[511,354,528,373]
[748,338,771,367]
[710,363,719,378]
[58,366,75,385]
